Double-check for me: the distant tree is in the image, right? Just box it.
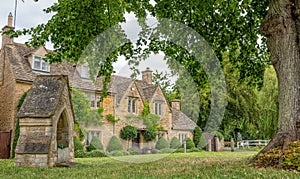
[120,125,138,149]
[71,88,102,125]
[193,127,202,148]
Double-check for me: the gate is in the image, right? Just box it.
[0,130,11,159]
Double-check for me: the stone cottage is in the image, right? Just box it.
[0,14,197,157]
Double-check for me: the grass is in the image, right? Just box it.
[0,152,299,178]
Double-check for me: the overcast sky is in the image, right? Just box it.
[0,0,173,81]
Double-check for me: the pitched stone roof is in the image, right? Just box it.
[171,108,197,130]
[18,75,69,118]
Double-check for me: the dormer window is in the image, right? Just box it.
[32,55,50,72]
[81,64,90,79]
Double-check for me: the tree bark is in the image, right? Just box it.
[260,0,300,154]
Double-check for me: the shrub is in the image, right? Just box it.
[155,137,169,150]
[74,136,84,152]
[184,138,195,149]
[128,148,139,155]
[158,148,175,154]
[170,137,181,149]
[198,136,207,149]
[110,150,124,156]
[75,150,88,158]
[143,128,158,142]
[151,148,158,154]
[106,136,123,152]
[87,150,106,158]
[120,125,138,148]
[87,136,103,151]
[193,126,202,148]
[187,147,201,153]
[212,131,224,140]
[175,147,184,153]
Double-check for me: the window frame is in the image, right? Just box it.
[32,55,50,72]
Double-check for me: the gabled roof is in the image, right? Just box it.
[18,75,70,118]
[171,108,197,130]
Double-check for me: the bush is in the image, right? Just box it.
[106,136,123,152]
[155,137,169,150]
[127,148,139,155]
[212,131,224,140]
[193,127,202,148]
[151,148,158,154]
[187,147,202,153]
[175,147,184,153]
[109,150,124,156]
[87,150,107,158]
[198,136,207,149]
[158,148,175,154]
[184,138,195,149]
[143,128,158,142]
[170,137,181,149]
[74,136,84,152]
[75,150,88,158]
[87,136,103,151]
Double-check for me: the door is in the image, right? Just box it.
[0,131,11,159]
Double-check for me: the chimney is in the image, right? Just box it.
[142,67,152,85]
[2,13,14,48]
[171,99,180,110]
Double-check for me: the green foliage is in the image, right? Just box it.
[109,150,124,157]
[12,92,27,158]
[158,148,175,154]
[87,136,103,151]
[140,114,160,129]
[75,150,106,158]
[127,148,139,155]
[17,92,27,110]
[106,114,120,123]
[170,137,181,149]
[143,128,158,142]
[193,127,202,148]
[212,131,224,140]
[74,123,85,141]
[256,67,278,139]
[73,136,84,152]
[141,100,150,117]
[106,136,123,152]
[184,138,195,149]
[120,125,138,141]
[155,137,169,150]
[71,88,102,125]
[197,136,207,149]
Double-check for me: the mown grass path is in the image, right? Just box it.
[0,152,298,178]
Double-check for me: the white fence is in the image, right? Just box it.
[237,140,270,148]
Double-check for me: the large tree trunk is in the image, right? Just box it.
[260,0,300,154]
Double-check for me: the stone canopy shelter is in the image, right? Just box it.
[15,75,75,167]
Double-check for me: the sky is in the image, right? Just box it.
[0,0,173,81]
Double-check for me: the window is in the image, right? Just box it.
[96,96,101,108]
[85,131,101,146]
[86,93,95,108]
[179,133,188,144]
[128,98,137,113]
[81,64,90,79]
[32,55,50,72]
[155,102,163,116]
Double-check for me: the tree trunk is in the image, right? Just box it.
[260,0,300,154]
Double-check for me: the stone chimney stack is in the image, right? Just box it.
[142,67,153,85]
[171,99,180,110]
[2,13,14,48]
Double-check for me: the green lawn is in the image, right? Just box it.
[0,152,298,178]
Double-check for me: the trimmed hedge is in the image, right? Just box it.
[184,138,195,149]
[155,137,169,150]
[106,136,123,152]
[170,137,181,149]
[74,136,84,151]
[87,136,103,151]
[75,150,107,158]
